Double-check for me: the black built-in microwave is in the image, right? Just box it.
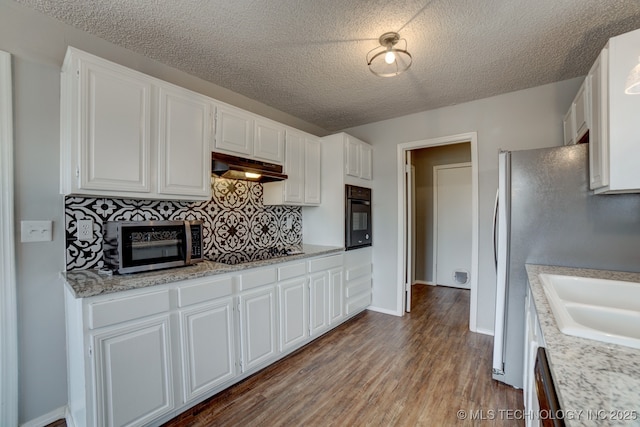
[345,185,372,250]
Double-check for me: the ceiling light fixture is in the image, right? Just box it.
[367,32,412,77]
[625,56,640,94]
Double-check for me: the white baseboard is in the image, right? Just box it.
[20,406,67,427]
[475,327,494,336]
[367,305,402,317]
[412,280,434,286]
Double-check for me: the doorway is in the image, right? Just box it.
[397,133,479,332]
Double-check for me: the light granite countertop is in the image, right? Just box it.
[525,264,640,427]
[62,244,344,298]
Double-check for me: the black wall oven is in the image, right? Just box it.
[345,185,372,250]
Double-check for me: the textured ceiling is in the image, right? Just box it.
[14,0,640,131]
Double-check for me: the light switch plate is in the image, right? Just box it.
[21,220,53,243]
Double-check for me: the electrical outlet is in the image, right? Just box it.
[77,219,93,241]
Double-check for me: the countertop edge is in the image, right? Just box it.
[62,244,345,299]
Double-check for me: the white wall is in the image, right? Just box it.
[0,1,325,423]
[344,77,583,332]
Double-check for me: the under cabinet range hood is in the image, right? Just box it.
[211,152,287,183]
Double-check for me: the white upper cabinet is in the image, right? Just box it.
[588,50,608,190]
[304,137,322,204]
[344,134,373,180]
[262,129,321,206]
[213,104,286,164]
[62,48,152,194]
[359,143,373,181]
[60,47,211,201]
[254,118,285,163]
[158,85,213,198]
[573,82,589,141]
[562,106,575,146]
[589,28,640,194]
[214,104,253,156]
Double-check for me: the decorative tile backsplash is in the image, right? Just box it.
[65,179,302,271]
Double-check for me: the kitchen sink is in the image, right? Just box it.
[539,273,640,349]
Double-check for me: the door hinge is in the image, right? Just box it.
[75,166,80,179]
[88,346,93,358]
[404,164,411,173]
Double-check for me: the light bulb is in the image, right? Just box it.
[384,50,396,64]
[244,172,261,179]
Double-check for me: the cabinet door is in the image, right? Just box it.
[284,131,305,203]
[329,268,344,324]
[304,137,321,205]
[92,316,173,427]
[360,143,373,180]
[179,298,236,403]
[309,272,329,336]
[574,81,589,140]
[214,104,253,156]
[562,106,575,146]
[78,57,152,193]
[345,135,361,177]
[158,85,212,198]
[589,48,609,190]
[254,118,285,164]
[278,277,309,352]
[239,286,278,372]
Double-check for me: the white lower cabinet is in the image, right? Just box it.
[238,285,279,372]
[65,252,360,427]
[179,298,236,402]
[278,277,309,351]
[344,247,373,316]
[329,268,344,324]
[523,285,545,427]
[92,315,174,427]
[309,272,330,336]
[308,255,344,336]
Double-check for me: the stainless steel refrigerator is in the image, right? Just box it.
[492,143,640,388]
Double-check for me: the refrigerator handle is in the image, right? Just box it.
[492,188,499,270]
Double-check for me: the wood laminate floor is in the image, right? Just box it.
[47,285,523,426]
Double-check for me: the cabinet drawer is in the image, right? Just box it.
[345,264,371,282]
[239,267,277,291]
[178,276,233,307]
[346,277,371,298]
[346,292,371,315]
[278,262,307,281]
[89,289,170,329]
[308,254,343,273]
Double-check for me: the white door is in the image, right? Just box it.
[434,163,472,289]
